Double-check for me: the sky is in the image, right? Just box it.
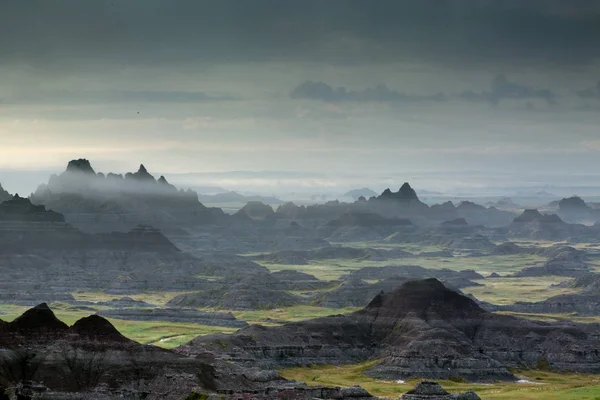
[2,0,600,195]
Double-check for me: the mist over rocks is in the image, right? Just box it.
[0,198,267,297]
[556,195,600,224]
[37,159,190,197]
[273,183,516,231]
[31,159,228,232]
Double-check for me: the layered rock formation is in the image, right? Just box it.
[513,247,590,277]
[0,197,265,295]
[178,279,600,382]
[167,276,304,310]
[557,196,599,223]
[0,304,381,400]
[0,304,218,399]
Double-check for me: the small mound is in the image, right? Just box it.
[401,381,481,399]
[493,242,523,255]
[70,315,130,343]
[271,270,319,281]
[441,218,469,226]
[234,201,275,220]
[406,381,449,396]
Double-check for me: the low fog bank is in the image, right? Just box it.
[3,167,600,208]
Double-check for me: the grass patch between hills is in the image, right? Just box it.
[280,361,600,399]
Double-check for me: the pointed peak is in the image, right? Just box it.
[33,302,51,310]
[158,175,169,184]
[398,182,418,199]
[129,163,155,181]
[10,302,68,332]
[70,315,130,343]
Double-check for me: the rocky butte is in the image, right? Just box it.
[178,279,600,382]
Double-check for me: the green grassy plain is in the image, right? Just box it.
[463,276,578,305]
[280,361,600,400]
[229,305,360,325]
[0,302,238,349]
[261,253,546,281]
[0,302,358,349]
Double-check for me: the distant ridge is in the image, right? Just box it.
[344,188,378,200]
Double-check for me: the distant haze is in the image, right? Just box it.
[1,1,600,196]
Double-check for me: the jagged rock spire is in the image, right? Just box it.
[132,164,155,181]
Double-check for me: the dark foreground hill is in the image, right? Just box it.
[178,278,600,382]
[0,304,390,400]
[0,303,218,399]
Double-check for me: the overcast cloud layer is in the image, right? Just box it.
[1,1,600,195]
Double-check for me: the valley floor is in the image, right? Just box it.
[280,362,600,400]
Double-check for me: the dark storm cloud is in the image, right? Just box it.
[2,0,600,68]
[578,81,600,100]
[460,75,557,105]
[5,90,234,105]
[290,81,445,103]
